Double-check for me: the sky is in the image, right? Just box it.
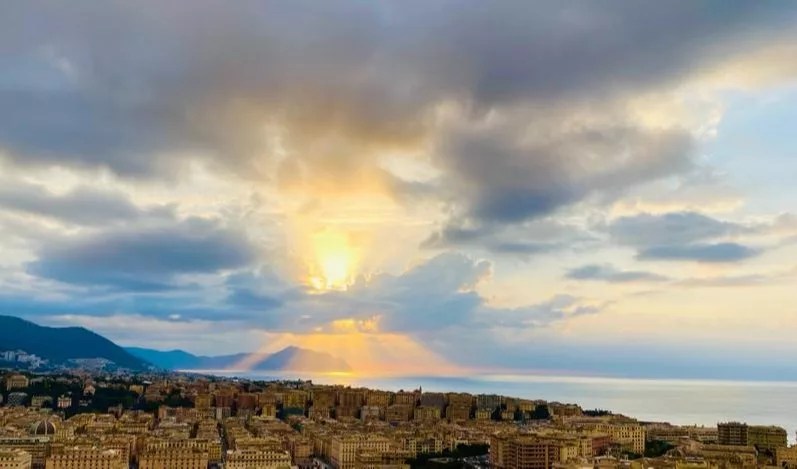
[1,1,797,380]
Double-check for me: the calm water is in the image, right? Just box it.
[203,371,797,443]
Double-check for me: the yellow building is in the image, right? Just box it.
[748,426,788,452]
[330,436,392,469]
[194,393,212,410]
[138,448,208,469]
[45,447,126,469]
[285,390,309,409]
[0,449,32,469]
[475,409,492,421]
[365,390,392,408]
[414,407,441,423]
[0,437,50,468]
[356,450,411,469]
[385,405,412,422]
[445,405,470,422]
[490,435,562,469]
[289,436,314,464]
[4,375,29,391]
[224,449,292,469]
[394,392,417,406]
[593,424,645,454]
[775,446,797,467]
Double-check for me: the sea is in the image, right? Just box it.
[201,371,797,444]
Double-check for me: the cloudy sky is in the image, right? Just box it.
[2,1,797,380]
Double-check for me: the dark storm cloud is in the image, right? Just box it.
[0,180,174,226]
[636,242,760,263]
[437,124,695,224]
[0,0,794,227]
[566,264,669,283]
[26,218,257,290]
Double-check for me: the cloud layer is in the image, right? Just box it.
[1,1,797,375]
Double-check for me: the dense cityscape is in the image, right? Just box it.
[2,2,797,469]
[0,367,794,469]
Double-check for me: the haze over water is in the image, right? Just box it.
[209,371,797,444]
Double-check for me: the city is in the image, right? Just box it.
[2,1,797,469]
[0,370,795,469]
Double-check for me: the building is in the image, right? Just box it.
[288,436,314,464]
[29,421,57,439]
[0,449,32,469]
[717,422,748,446]
[355,450,411,469]
[491,435,561,469]
[501,410,517,421]
[0,438,49,468]
[747,425,787,452]
[385,405,412,423]
[44,447,126,469]
[591,424,645,454]
[237,393,258,411]
[138,448,208,469]
[477,394,502,411]
[445,405,470,422]
[30,397,52,409]
[419,393,446,411]
[414,407,441,423]
[365,390,392,408]
[194,393,212,410]
[224,449,292,469]
[330,436,392,469]
[5,375,29,391]
[6,393,28,407]
[475,409,492,421]
[360,406,382,421]
[312,389,337,408]
[284,390,309,409]
[335,406,359,420]
[775,446,797,467]
[393,392,417,406]
[309,406,331,420]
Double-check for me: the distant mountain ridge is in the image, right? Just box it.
[0,315,150,370]
[126,345,352,373]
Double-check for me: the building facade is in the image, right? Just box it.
[0,449,32,469]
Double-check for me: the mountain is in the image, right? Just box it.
[0,315,150,370]
[126,345,352,372]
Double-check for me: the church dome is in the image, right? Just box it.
[30,419,57,436]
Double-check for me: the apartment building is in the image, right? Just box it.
[329,435,392,469]
[224,449,292,469]
[491,435,561,469]
[748,425,788,451]
[4,375,29,391]
[717,422,748,446]
[44,447,126,469]
[138,448,208,469]
[0,449,32,469]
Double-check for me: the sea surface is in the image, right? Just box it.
[201,371,797,444]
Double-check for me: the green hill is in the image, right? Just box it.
[0,315,150,370]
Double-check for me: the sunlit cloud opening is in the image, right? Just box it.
[307,228,358,291]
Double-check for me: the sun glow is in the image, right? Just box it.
[229,326,465,377]
[309,229,357,290]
